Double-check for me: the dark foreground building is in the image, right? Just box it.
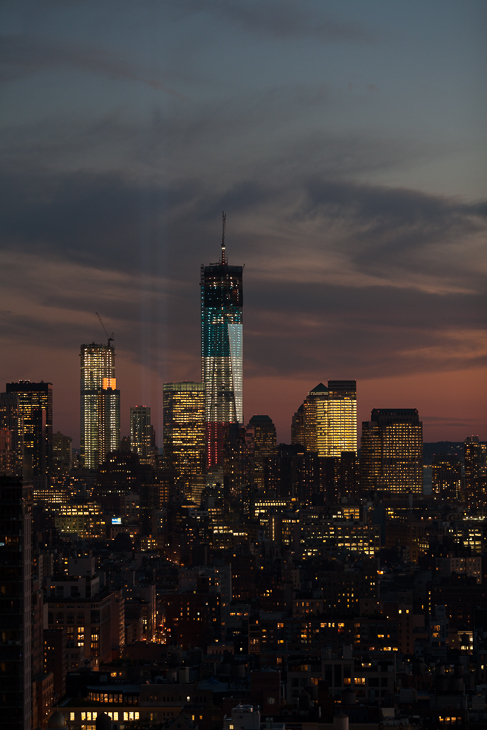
[0,476,32,730]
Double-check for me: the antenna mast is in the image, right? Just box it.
[221,211,226,265]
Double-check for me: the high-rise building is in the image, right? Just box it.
[163,382,206,502]
[464,436,487,509]
[246,414,277,490]
[360,420,381,493]
[327,380,357,456]
[360,408,423,494]
[130,406,153,465]
[293,380,357,458]
[0,392,24,477]
[303,383,329,454]
[52,431,73,475]
[201,217,243,469]
[6,381,53,479]
[291,403,305,448]
[80,343,120,469]
[432,453,462,502]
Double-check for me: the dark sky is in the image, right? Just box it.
[1,0,486,446]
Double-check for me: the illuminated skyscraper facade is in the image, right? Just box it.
[360,408,423,494]
[130,406,153,465]
[303,383,329,454]
[6,381,53,478]
[295,380,357,458]
[201,226,243,469]
[163,382,206,501]
[327,380,357,456]
[80,343,120,469]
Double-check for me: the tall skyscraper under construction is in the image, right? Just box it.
[80,342,120,469]
[360,408,423,494]
[201,214,243,469]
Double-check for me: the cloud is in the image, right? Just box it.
[1,159,486,295]
[0,34,183,95]
[168,0,376,43]
[295,178,487,287]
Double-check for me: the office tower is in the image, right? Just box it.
[0,476,32,730]
[432,453,462,502]
[6,381,52,478]
[291,403,305,448]
[464,436,487,509]
[201,216,243,469]
[303,383,329,454]
[52,431,73,475]
[0,392,23,477]
[246,414,277,490]
[339,450,359,501]
[163,382,205,502]
[99,387,120,463]
[80,343,120,469]
[130,406,153,465]
[327,380,357,456]
[360,420,381,493]
[360,408,423,494]
[295,380,357,458]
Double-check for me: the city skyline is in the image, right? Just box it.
[1,1,486,446]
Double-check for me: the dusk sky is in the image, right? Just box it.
[1,0,486,446]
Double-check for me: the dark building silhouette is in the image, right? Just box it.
[0,476,32,730]
[464,436,487,509]
[246,414,277,490]
[130,406,153,465]
[0,392,24,477]
[432,453,462,502]
[52,431,72,476]
[263,445,330,504]
[291,403,305,447]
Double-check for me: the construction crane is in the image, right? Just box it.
[95,312,114,348]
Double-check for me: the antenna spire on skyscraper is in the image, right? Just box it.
[221,210,226,265]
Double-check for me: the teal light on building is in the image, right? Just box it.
[201,214,243,469]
